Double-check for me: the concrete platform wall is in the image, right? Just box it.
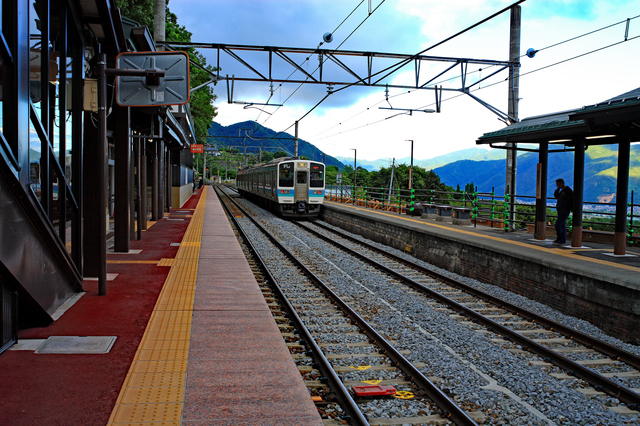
[171,184,194,208]
[321,206,640,344]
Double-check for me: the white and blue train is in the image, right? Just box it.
[237,157,325,217]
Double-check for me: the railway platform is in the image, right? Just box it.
[0,186,322,426]
[321,200,640,344]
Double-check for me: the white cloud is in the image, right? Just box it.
[172,0,640,162]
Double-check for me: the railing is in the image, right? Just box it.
[325,185,639,246]
[324,185,474,214]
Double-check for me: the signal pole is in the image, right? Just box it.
[351,148,357,204]
[406,140,414,190]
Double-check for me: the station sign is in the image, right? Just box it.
[191,144,204,153]
[336,173,343,184]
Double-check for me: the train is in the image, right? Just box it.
[236,157,325,217]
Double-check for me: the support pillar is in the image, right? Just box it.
[140,144,148,231]
[82,109,101,277]
[129,133,136,241]
[136,138,143,240]
[151,141,159,221]
[571,139,585,247]
[535,141,548,240]
[113,104,131,252]
[158,140,166,218]
[614,133,631,255]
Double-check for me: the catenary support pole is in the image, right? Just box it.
[571,138,585,247]
[294,121,299,157]
[505,5,520,231]
[351,148,357,204]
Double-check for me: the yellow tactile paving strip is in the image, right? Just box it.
[327,200,640,273]
[107,188,207,426]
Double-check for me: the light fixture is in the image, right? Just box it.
[586,134,616,140]
[548,139,572,143]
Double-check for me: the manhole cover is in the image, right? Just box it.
[35,336,117,354]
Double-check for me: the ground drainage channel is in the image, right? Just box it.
[230,193,638,426]
[216,187,479,426]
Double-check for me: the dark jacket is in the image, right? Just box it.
[554,186,573,214]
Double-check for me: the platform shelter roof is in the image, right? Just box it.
[476,87,640,146]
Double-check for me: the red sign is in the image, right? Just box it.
[190,144,203,153]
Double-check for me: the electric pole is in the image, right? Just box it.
[294,121,299,157]
[505,5,521,231]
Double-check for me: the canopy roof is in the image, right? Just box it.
[477,87,640,146]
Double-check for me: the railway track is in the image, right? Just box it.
[219,184,640,424]
[294,219,640,415]
[215,186,481,426]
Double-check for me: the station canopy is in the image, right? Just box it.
[476,87,640,146]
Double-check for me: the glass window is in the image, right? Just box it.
[296,171,307,184]
[310,164,324,188]
[278,162,293,187]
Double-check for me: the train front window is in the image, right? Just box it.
[310,164,324,188]
[279,162,294,187]
[296,172,307,184]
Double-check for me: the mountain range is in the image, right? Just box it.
[207,121,344,169]
[207,121,639,203]
[433,145,640,203]
[335,147,504,171]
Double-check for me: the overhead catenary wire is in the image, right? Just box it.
[313,32,640,143]
[259,0,367,124]
[310,12,640,142]
[261,0,388,126]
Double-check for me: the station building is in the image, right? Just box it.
[0,0,197,352]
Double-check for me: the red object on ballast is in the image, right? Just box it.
[352,385,397,397]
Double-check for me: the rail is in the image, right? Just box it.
[300,220,640,409]
[215,185,479,426]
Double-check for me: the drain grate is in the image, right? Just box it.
[35,336,117,354]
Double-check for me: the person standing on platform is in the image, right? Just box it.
[198,176,204,189]
[553,178,573,244]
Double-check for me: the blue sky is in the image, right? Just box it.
[169,0,640,161]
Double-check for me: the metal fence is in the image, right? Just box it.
[325,185,639,245]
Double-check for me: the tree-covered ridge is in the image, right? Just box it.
[116,0,218,141]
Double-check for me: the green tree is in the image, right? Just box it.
[261,151,274,162]
[272,150,289,159]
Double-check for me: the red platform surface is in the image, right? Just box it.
[0,190,202,426]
